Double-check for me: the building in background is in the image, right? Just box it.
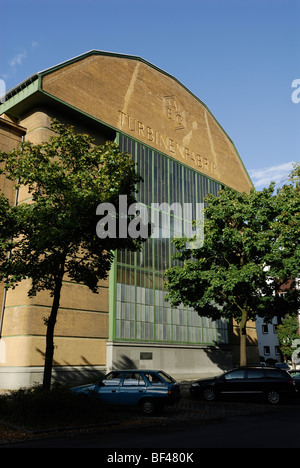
[256,316,281,363]
[0,51,257,389]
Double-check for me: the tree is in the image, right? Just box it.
[0,194,14,263]
[277,314,299,362]
[288,162,300,186]
[165,182,299,367]
[0,120,144,389]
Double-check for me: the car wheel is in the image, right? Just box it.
[141,399,156,415]
[266,390,280,404]
[203,387,216,401]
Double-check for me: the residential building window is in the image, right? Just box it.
[275,346,281,355]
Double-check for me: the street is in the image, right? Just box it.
[1,402,300,449]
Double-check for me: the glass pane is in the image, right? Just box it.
[115,134,227,345]
[225,369,245,380]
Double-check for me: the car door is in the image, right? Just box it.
[118,372,147,405]
[244,368,265,395]
[143,372,169,399]
[96,371,123,403]
[218,368,246,395]
[290,371,300,391]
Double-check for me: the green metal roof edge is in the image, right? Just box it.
[0,77,40,115]
[0,50,253,188]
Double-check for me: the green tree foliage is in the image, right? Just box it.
[288,162,300,186]
[277,314,299,361]
[0,194,13,263]
[165,180,299,366]
[0,120,144,389]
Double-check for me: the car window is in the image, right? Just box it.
[102,372,123,386]
[158,371,176,383]
[247,369,264,379]
[122,373,146,386]
[144,372,165,386]
[292,372,300,379]
[265,369,285,380]
[224,369,245,380]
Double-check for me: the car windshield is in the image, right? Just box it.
[158,371,176,383]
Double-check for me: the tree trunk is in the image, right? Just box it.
[239,310,248,367]
[42,272,64,390]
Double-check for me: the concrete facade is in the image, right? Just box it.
[0,51,258,388]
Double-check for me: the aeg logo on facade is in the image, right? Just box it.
[164,95,186,130]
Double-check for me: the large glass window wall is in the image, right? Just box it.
[113,134,228,345]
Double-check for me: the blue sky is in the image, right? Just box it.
[0,0,299,190]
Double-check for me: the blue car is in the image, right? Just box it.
[71,369,181,415]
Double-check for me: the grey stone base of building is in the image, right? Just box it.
[0,343,233,390]
[106,341,233,381]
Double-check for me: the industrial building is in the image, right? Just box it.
[0,51,257,389]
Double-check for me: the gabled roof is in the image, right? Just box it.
[0,50,253,192]
[1,50,231,141]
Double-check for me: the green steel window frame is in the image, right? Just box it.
[108,132,228,346]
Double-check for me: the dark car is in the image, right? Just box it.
[71,369,181,415]
[274,362,291,370]
[190,366,298,404]
[289,370,300,392]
